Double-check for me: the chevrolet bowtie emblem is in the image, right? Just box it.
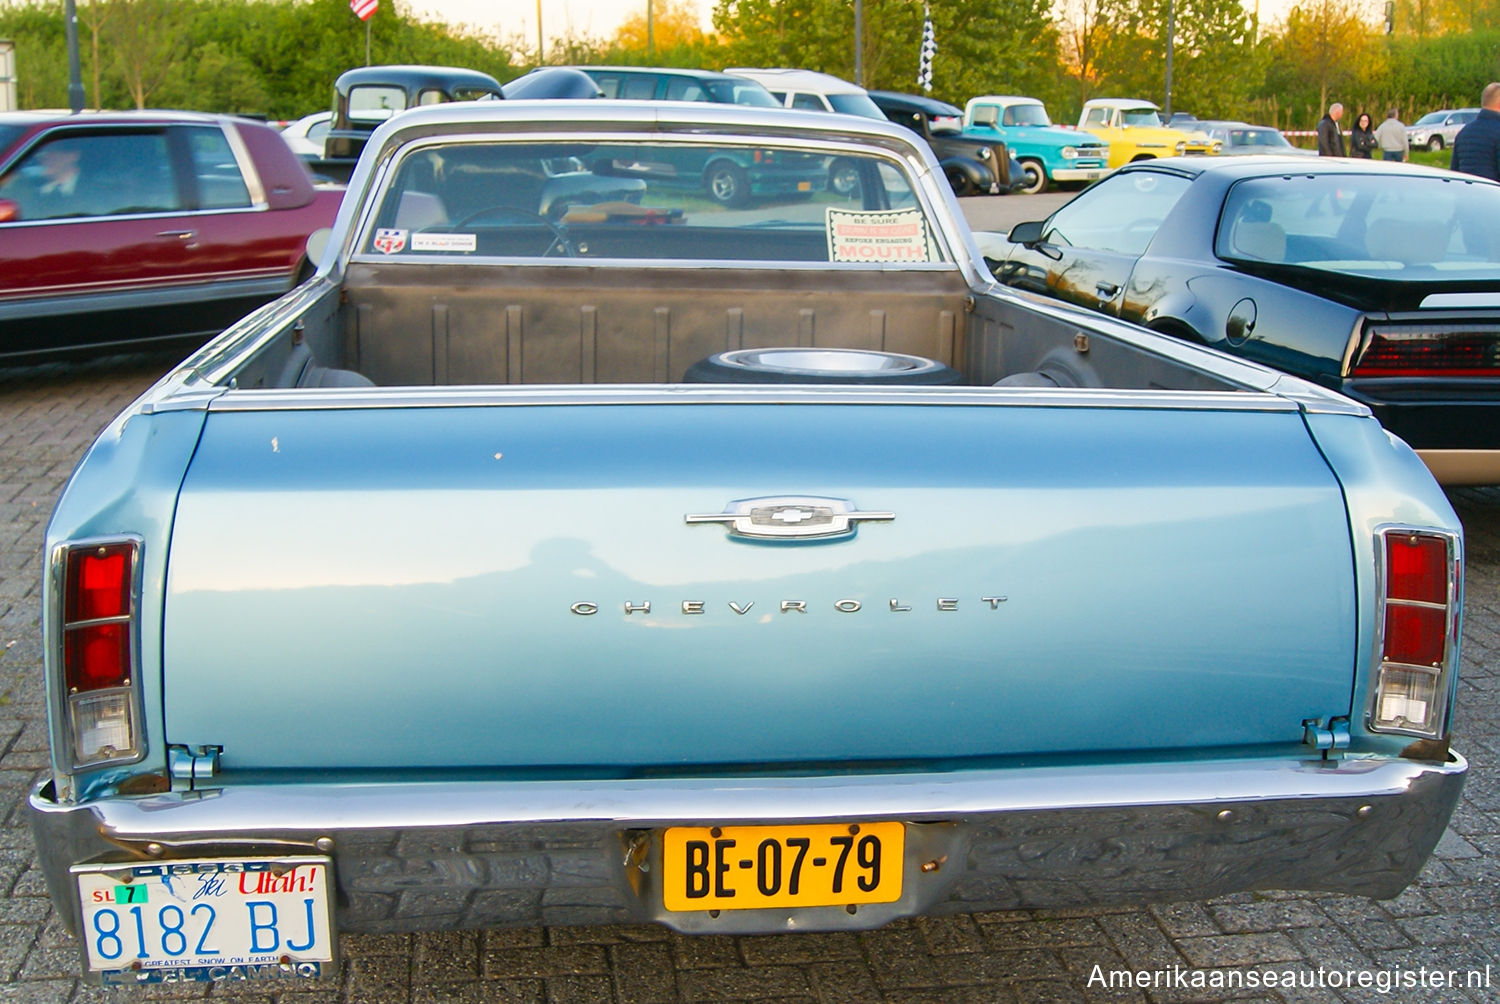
[686,497,895,541]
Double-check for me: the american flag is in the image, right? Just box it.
[917,5,937,93]
[351,0,378,21]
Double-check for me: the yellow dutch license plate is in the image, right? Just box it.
[662,822,903,912]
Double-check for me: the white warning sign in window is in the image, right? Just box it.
[826,208,936,264]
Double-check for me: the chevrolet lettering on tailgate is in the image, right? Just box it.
[29,98,1465,983]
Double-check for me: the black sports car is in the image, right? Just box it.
[984,156,1500,484]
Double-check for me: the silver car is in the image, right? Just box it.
[1407,108,1479,151]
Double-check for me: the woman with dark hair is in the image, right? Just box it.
[1351,112,1378,158]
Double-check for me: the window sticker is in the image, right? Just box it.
[373,228,407,254]
[411,232,477,253]
[826,208,935,263]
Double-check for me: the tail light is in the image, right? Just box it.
[1353,323,1500,377]
[1368,528,1461,739]
[56,539,142,767]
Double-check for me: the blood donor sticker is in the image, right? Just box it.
[372,228,407,254]
[826,208,936,263]
[411,232,478,253]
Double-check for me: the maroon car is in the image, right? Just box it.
[0,111,343,362]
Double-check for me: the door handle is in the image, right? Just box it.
[156,229,197,242]
[1096,281,1120,298]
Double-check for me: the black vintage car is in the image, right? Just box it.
[984,155,1500,484]
[309,66,507,182]
[867,90,1018,196]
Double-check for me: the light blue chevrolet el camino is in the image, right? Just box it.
[30,101,1465,986]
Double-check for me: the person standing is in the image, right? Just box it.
[1451,83,1500,181]
[1350,112,1377,158]
[1373,107,1409,162]
[1317,103,1346,156]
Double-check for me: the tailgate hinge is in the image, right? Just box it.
[167,745,222,791]
[1302,717,1350,759]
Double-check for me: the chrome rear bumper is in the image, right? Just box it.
[30,753,1465,938]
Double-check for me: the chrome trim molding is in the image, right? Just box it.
[1365,524,1463,740]
[204,385,1301,413]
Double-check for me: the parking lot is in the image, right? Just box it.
[0,193,1497,1000]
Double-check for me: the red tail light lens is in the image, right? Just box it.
[1386,533,1448,605]
[1354,325,1500,377]
[60,542,135,693]
[64,622,130,692]
[65,543,133,621]
[1383,604,1446,667]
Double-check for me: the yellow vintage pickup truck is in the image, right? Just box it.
[1077,98,1220,167]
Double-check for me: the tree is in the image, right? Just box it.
[103,0,193,109]
[1058,0,1112,112]
[615,0,713,55]
[1262,0,1378,118]
[1087,0,1259,118]
[711,0,1063,108]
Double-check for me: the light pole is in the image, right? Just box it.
[63,0,84,113]
[1163,0,1174,119]
[854,0,863,87]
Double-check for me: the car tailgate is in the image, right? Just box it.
[162,396,1356,770]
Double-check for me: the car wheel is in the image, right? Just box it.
[1017,159,1047,195]
[944,167,977,197]
[1428,136,1444,152]
[706,161,751,207]
[683,348,964,385]
[829,157,861,196]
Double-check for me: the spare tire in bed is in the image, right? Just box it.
[683,348,963,385]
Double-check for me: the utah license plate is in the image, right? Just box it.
[662,822,903,912]
[74,857,334,982]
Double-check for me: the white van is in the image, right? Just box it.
[724,68,887,121]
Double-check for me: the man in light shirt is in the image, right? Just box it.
[1372,108,1408,162]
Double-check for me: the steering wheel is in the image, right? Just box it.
[450,205,577,257]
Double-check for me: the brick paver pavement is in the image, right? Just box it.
[1,352,1496,1003]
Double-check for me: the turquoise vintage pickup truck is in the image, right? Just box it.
[30,101,1464,986]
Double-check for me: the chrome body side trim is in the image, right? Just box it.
[0,275,291,321]
[30,753,1466,938]
[201,385,1301,413]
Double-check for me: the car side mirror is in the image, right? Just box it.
[0,199,17,223]
[1008,220,1062,261]
[1008,220,1046,246]
[305,227,331,270]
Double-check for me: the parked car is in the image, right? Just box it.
[313,65,506,182]
[725,67,887,119]
[1076,98,1220,167]
[867,90,1016,195]
[962,95,1109,193]
[1408,108,1479,152]
[578,66,780,107]
[581,66,824,205]
[0,111,343,363]
[1195,120,1316,157]
[984,155,1500,484]
[726,68,895,195]
[279,110,331,158]
[28,100,1466,987]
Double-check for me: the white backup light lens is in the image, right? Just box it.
[70,691,136,764]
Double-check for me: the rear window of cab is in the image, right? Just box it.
[358,138,950,266]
